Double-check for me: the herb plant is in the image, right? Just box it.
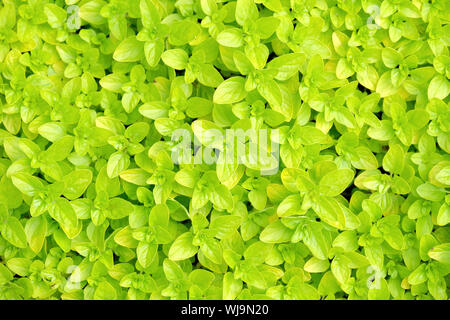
[0,0,449,300]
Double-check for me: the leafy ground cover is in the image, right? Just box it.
[0,0,449,300]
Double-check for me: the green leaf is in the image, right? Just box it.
[296,126,333,145]
[260,220,294,243]
[267,53,305,81]
[45,136,74,162]
[137,242,158,268]
[107,152,130,178]
[217,28,244,48]
[79,1,107,25]
[303,257,330,273]
[0,264,13,285]
[197,64,224,88]
[332,231,358,252]
[368,278,390,300]
[223,272,242,300]
[6,258,31,277]
[2,217,27,248]
[94,281,117,300]
[382,48,402,68]
[277,194,304,217]
[416,183,445,202]
[376,71,398,97]
[289,280,321,300]
[186,97,213,118]
[108,198,134,219]
[24,216,47,254]
[245,44,269,69]
[210,185,233,211]
[192,120,223,149]
[163,259,185,283]
[48,198,79,239]
[257,78,282,107]
[209,215,242,239]
[200,0,217,15]
[313,196,346,229]
[428,74,449,100]
[213,77,247,104]
[63,169,93,200]
[125,122,149,143]
[200,237,223,264]
[38,123,66,142]
[139,102,170,120]
[382,144,404,174]
[169,20,201,46]
[114,226,139,248]
[11,173,44,197]
[331,256,351,284]
[119,169,151,186]
[428,244,450,264]
[254,17,279,39]
[113,37,144,62]
[189,269,214,291]
[161,49,189,70]
[169,232,199,261]
[408,264,427,285]
[235,0,259,26]
[296,222,331,260]
[140,0,160,29]
[429,161,450,188]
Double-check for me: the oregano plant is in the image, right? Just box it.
[0,0,448,300]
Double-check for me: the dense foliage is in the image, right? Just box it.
[0,0,449,300]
